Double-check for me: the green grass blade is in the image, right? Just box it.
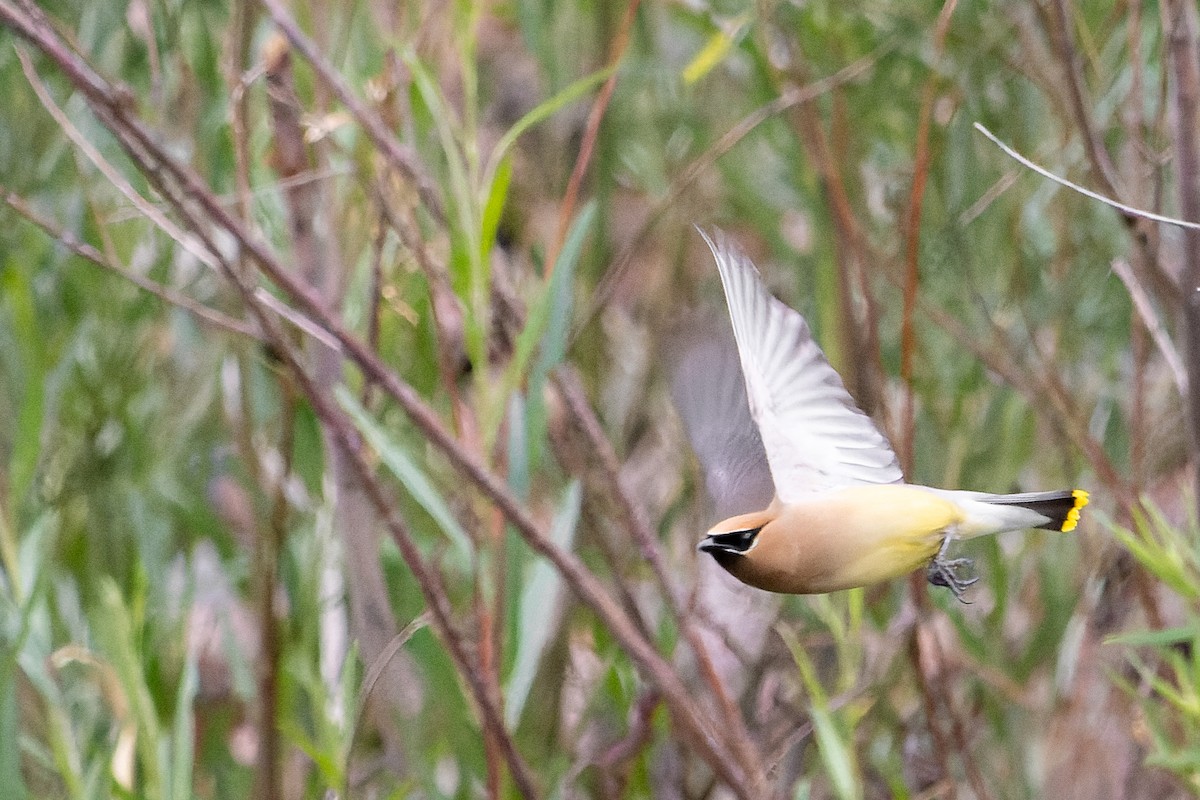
[401,47,487,372]
[484,65,616,187]
[2,264,45,511]
[479,154,513,263]
[529,204,592,382]
[507,393,531,500]
[506,481,581,728]
[0,662,27,800]
[168,651,198,800]
[92,578,162,798]
[779,624,862,800]
[335,388,473,564]
[1106,626,1200,649]
[682,15,750,85]
[483,200,596,448]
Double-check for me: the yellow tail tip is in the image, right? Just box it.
[1061,489,1089,532]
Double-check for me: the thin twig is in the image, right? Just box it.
[223,0,258,233]
[906,585,958,800]
[958,171,1018,226]
[1,188,259,340]
[265,30,417,780]
[900,7,995,799]
[17,41,343,350]
[253,316,542,799]
[254,378,297,800]
[258,0,446,224]
[1164,0,1200,512]
[1111,258,1188,395]
[0,5,752,791]
[251,291,343,351]
[916,294,1130,502]
[1124,0,1149,493]
[790,97,882,412]
[346,612,431,798]
[974,122,1200,231]
[553,369,771,794]
[14,45,221,270]
[2,5,537,793]
[578,43,889,340]
[1049,0,1123,198]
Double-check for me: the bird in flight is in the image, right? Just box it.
[675,230,1087,602]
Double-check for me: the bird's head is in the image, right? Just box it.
[698,509,775,566]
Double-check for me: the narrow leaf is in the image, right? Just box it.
[483,200,597,447]
[169,652,199,800]
[480,154,513,262]
[336,388,473,563]
[682,16,749,85]
[779,625,862,800]
[485,65,616,185]
[506,481,581,727]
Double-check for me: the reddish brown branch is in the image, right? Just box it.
[578,49,885,341]
[0,3,535,793]
[790,100,883,413]
[1166,0,1200,512]
[0,4,752,792]
[546,0,642,275]
[553,369,770,793]
[257,0,446,224]
[1048,0,1122,198]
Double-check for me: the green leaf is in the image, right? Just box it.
[506,481,581,728]
[402,47,487,372]
[92,578,163,798]
[779,625,862,800]
[506,393,530,500]
[2,264,45,509]
[529,204,591,382]
[168,652,199,800]
[335,388,473,564]
[479,153,513,263]
[1106,626,1200,649]
[0,662,27,800]
[484,64,616,187]
[483,200,596,448]
[682,16,750,85]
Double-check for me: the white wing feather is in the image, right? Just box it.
[666,319,776,519]
[701,229,903,500]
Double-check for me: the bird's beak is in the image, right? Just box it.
[697,526,762,556]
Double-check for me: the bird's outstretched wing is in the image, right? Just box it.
[701,229,903,501]
[665,317,776,520]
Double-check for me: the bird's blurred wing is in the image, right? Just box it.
[665,318,776,519]
[701,229,903,501]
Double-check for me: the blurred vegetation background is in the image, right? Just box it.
[2,0,1200,798]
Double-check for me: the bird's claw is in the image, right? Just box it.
[926,538,978,603]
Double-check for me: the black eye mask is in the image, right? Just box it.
[698,526,762,556]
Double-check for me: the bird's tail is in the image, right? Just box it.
[977,489,1089,532]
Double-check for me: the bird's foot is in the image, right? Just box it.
[926,538,978,604]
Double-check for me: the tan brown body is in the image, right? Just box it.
[705,485,963,594]
[685,232,1089,598]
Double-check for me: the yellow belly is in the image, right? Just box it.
[723,485,962,594]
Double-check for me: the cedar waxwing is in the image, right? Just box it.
[680,230,1088,601]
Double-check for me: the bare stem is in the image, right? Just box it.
[546,0,642,275]
[1165,0,1200,515]
[0,2,752,791]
